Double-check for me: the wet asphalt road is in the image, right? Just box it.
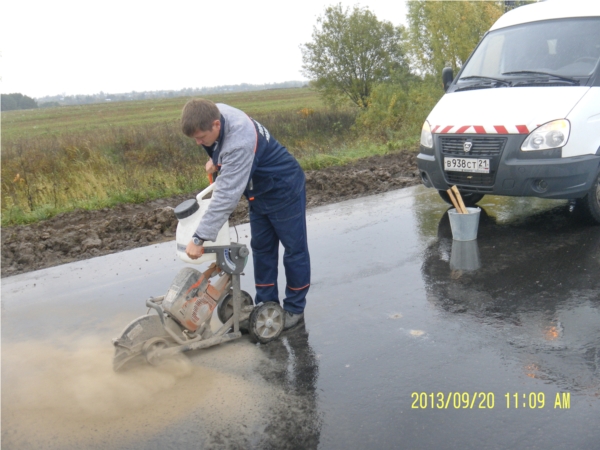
[2,185,600,449]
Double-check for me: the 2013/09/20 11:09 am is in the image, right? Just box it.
[410,392,571,409]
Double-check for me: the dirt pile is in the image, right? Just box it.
[1,151,419,277]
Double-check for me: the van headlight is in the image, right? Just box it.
[420,121,433,148]
[521,119,570,151]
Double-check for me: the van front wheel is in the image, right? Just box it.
[438,190,485,207]
[576,172,600,224]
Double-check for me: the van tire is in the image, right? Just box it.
[438,190,485,207]
[576,172,600,224]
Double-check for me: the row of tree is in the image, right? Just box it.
[1,93,38,111]
[301,1,535,109]
[32,81,306,108]
[2,82,308,111]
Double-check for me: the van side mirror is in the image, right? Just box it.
[442,67,454,92]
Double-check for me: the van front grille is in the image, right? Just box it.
[440,136,507,157]
[440,135,508,188]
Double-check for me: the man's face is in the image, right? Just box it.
[192,120,221,146]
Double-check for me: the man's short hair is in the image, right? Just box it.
[181,99,220,136]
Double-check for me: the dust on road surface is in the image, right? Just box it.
[2,327,318,450]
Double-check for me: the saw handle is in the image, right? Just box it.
[146,296,166,325]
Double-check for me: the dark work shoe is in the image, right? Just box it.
[284,311,304,330]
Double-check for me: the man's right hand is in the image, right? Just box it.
[186,240,205,260]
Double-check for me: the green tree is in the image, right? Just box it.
[301,4,408,108]
[406,1,505,79]
[358,0,536,144]
[1,94,18,111]
[1,93,38,111]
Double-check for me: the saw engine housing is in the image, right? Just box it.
[162,265,230,332]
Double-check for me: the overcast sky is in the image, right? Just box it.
[1,0,407,99]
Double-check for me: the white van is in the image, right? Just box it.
[417,1,600,223]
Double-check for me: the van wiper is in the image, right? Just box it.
[502,71,580,85]
[455,76,511,91]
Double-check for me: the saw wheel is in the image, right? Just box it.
[217,290,253,332]
[248,302,284,344]
[113,315,172,371]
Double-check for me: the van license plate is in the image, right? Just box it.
[444,157,490,173]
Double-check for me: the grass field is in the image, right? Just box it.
[3,88,410,226]
[2,88,324,140]
[1,86,430,227]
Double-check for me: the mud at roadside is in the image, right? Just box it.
[1,151,419,277]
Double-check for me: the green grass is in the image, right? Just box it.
[299,141,407,171]
[1,85,426,227]
[1,88,364,227]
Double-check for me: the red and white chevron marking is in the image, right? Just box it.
[431,124,533,134]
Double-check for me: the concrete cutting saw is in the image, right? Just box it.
[112,243,284,371]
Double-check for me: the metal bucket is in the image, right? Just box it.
[447,207,481,241]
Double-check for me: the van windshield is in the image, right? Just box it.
[459,18,600,87]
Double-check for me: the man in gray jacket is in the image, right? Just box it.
[182,99,310,330]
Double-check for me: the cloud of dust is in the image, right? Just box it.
[2,335,193,419]
[1,334,279,449]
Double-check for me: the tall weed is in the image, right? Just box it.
[1,108,358,226]
[2,81,436,227]
[356,77,443,148]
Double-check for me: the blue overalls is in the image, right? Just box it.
[203,115,310,314]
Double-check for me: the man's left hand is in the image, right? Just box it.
[186,240,205,260]
[205,159,218,174]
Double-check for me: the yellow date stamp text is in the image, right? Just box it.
[410,392,571,409]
